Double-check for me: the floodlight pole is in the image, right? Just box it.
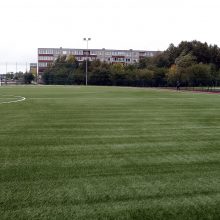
[83,38,91,86]
[5,62,7,85]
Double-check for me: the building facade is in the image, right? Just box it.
[29,63,37,77]
[38,47,159,77]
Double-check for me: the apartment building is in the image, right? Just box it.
[38,47,159,77]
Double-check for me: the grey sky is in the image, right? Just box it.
[0,0,220,73]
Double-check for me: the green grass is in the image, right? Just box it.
[0,86,220,220]
[180,86,220,92]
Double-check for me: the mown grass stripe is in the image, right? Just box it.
[0,86,220,219]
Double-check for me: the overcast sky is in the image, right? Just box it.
[0,0,220,72]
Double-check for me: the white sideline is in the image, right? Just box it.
[0,96,26,104]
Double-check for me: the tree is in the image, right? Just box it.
[187,64,211,87]
[209,45,220,69]
[89,68,112,85]
[40,41,220,87]
[175,52,197,85]
[24,73,34,84]
[42,55,80,84]
[110,64,126,86]
[138,57,152,69]
[164,43,180,66]
[152,67,168,87]
[187,41,210,64]
[66,55,79,69]
[217,70,220,86]
[73,69,85,85]
[166,64,178,86]
[6,72,14,80]
[14,72,24,81]
[136,69,154,86]
[209,63,219,87]
[151,53,169,68]
[90,60,102,70]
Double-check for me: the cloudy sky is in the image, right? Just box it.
[0,0,220,72]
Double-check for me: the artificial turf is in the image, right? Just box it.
[0,86,220,219]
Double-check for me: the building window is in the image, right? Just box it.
[38,56,54,61]
[38,62,47,67]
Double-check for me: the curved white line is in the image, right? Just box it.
[0,96,26,104]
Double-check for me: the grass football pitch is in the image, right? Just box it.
[0,86,220,219]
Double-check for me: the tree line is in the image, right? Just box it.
[43,40,220,87]
[1,72,35,84]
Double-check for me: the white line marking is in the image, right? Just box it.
[0,95,26,104]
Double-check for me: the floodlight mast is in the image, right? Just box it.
[83,38,91,86]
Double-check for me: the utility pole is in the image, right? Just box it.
[83,38,91,86]
[5,62,7,85]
